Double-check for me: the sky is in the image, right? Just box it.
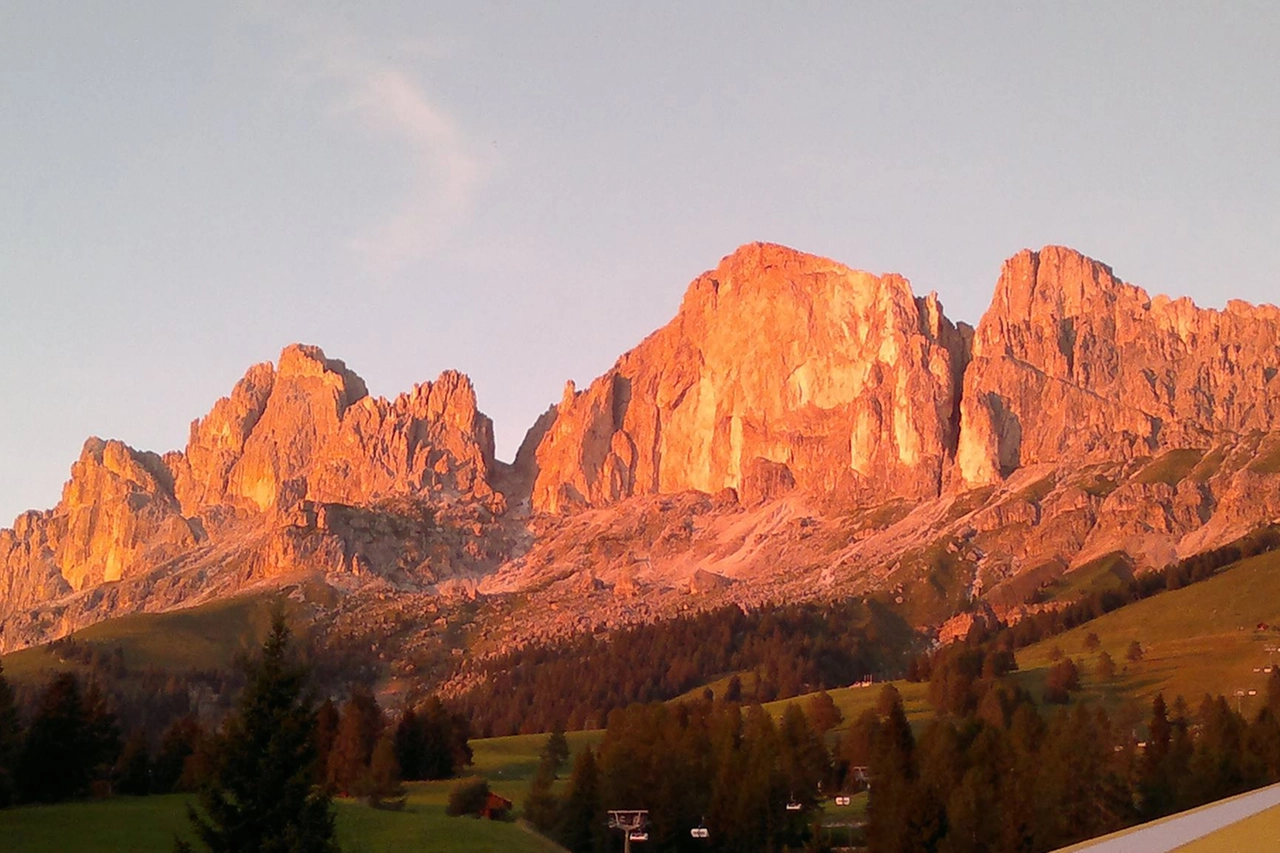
[1,2,1277,526]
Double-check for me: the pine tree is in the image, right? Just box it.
[557,747,605,853]
[326,689,382,796]
[805,690,843,734]
[392,707,426,781]
[542,725,570,775]
[115,731,153,796]
[314,700,339,786]
[154,715,204,793]
[523,750,560,832]
[867,687,916,852]
[16,671,114,802]
[175,611,338,853]
[1139,694,1175,819]
[0,660,19,807]
[364,734,406,810]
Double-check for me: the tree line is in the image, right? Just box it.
[451,597,916,737]
[523,697,834,852]
[0,631,471,821]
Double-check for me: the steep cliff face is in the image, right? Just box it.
[168,344,499,521]
[530,242,971,512]
[957,246,1280,485]
[4,243,1280,657]
[0,344,503,643]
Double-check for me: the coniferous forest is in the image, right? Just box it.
[451,598,916,737]
[7,569,1280,851]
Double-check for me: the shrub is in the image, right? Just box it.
[1043,658,1081,704]
[446,776,490,817]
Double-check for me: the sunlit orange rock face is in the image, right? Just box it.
[957,246,1280,485]
[530,243,972,512]
[169,344,499,520]
[3,242,1280,654]
[0,344,501,624]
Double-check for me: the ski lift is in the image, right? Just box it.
[628,830,649,842]
[834,795,852,807]
[690,826,710,839]
[786,797,803,812]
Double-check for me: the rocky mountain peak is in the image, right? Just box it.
[528,242,970,513]
[957,246,1280,486]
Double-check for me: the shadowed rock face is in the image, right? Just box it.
[2,242,1280,654]
[529,243,972,512]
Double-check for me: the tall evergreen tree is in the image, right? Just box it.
[867,686,917,853]
[154,715,204,794]
[314,700,340,786]
[364,734,406,809]
[16,671,116,802]
[0,660,19,807]
[326,689,382,796]
[523,748,560,833]
[542,725,570,775]
[557,747,605,853]
[175,612,338,853]
[115,731,153,796]
[1139,694,1175,819]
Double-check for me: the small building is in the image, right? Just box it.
[480,792,513,820]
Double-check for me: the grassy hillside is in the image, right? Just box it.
[744,549,1280,735]
[1011,549,1280,717]
[1,592,283,682]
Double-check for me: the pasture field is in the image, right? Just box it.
[0,592,281,682]
[0,779,570,853]
[1011,549,1280,718]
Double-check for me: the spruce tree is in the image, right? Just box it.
[176,612,338,853]
[557,747,605,853]
[155,715,204,793]
[364,735,406,809]
[523,753,560,833]
[326,690,382,796]
[542,725,570,775]
[16,671,114,802]
[115,731,153,796]
[0,660,19,807]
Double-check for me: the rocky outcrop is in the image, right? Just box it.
[957,246,1280,485]
[0,345,504,645]
[530,243,971,512]
[168,344,499,523]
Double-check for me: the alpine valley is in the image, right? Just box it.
[4,242,1280,698]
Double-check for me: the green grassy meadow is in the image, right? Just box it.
[0,785,567,853]
[1,592,282,682]
[1010,549,1280,718]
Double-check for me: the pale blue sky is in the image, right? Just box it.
[2,2,1277,525]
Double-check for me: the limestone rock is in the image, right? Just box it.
[529,243,970,512]
[957,246,1280,485]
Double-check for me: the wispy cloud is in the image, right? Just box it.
[270,8,486,270]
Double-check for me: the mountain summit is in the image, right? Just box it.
[2,243,1279,655]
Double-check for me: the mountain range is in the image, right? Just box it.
[3,243,1279,671]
